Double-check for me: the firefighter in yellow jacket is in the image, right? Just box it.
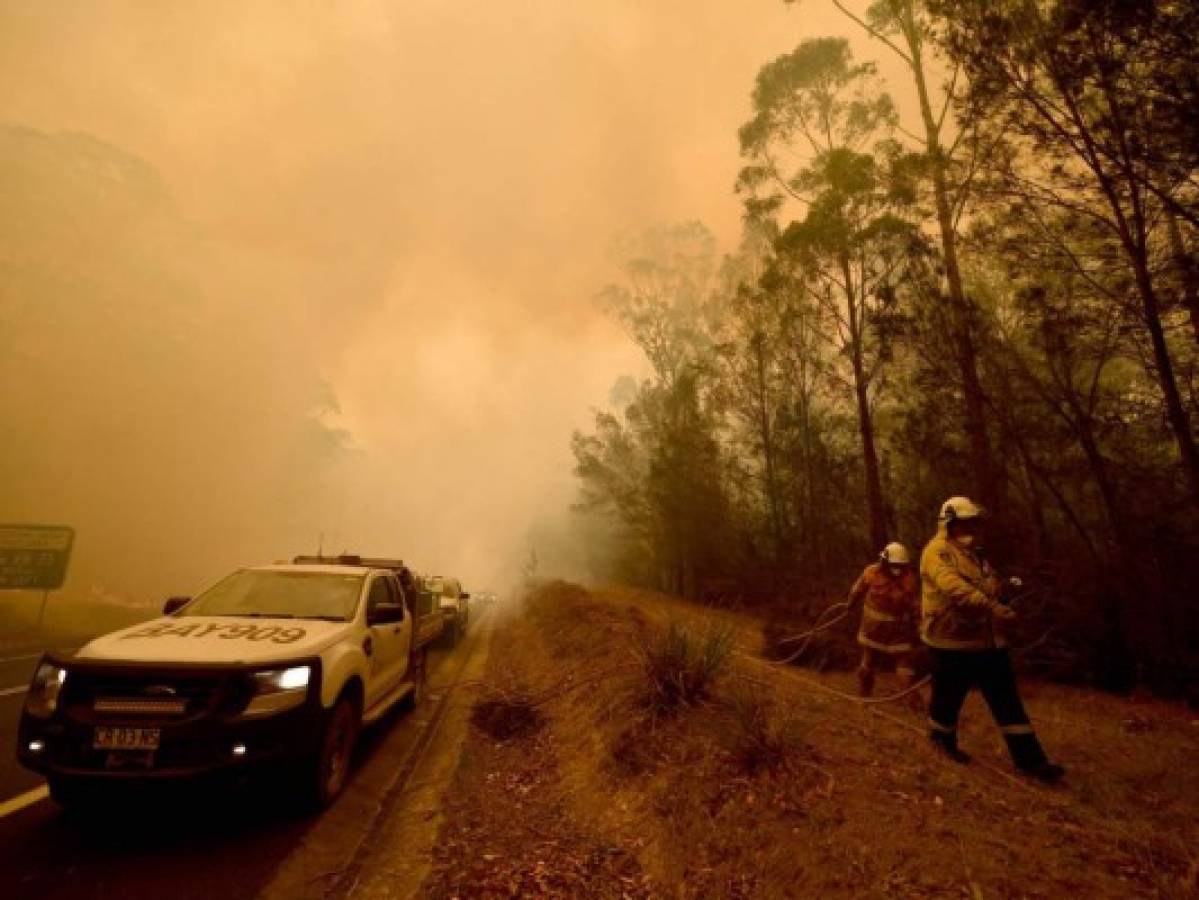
[849,542,921,701]
[921,496,1064,782]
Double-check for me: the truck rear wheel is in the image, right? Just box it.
[303,696,359,810]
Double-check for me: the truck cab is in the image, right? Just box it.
[18,558,441,810]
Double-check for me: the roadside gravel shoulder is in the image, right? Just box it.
[417,597,654,898]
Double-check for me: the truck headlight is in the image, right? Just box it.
[242,665,311,717]
[25,662,68,719]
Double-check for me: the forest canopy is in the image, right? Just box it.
[571,0,1199,701]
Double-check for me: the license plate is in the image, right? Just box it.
[93,726,161,750]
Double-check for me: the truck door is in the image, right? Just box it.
[392,578,416,679]
[364,574,410,706]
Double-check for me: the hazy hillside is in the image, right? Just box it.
[0,124,353,630]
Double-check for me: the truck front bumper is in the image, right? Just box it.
[17,657,324,782]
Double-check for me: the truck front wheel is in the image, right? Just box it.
[47,775,97,809]
[303,696,360,810]
[401,649,427,711]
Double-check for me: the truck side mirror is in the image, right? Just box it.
[368,602,405,626]
[460,592,471,600]
[163,596,191,616]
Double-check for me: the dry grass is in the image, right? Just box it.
[636,619,735,716]
[421,585,653,899]
[427,581,1199,898]
[722,685,807,775]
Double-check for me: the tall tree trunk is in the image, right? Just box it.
[903,5,1000,512]
[1166,209,1199,346]
[852,353,887,550]
[842,254,887,550]
[1085,69,1199,505]
[1136,263,1199,506]
[1009,425,1103,564]
[1068,399,1129,547]
[798,377,819,576]
[753,338,785,561]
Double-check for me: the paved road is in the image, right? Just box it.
[0,615,492,900]
[0,653,48,805]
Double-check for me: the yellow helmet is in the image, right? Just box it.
[939,496,986,523]
[879,542,911,565]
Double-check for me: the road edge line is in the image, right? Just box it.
[0,785,49,820]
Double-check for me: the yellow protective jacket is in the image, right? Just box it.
[850,563,919,654]
[919,524,1011,650]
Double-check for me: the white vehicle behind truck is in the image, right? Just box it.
[422,575,470,642]
[18,555,441,810]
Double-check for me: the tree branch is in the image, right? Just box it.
[829,0,913,66]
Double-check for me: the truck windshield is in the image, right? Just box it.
[182,570,363,621]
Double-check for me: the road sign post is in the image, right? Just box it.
[0,524,75,597]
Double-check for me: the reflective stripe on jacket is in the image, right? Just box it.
[850,563,919,654]
[919,525,1007,650]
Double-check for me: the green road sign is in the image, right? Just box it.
[0,525,75,590]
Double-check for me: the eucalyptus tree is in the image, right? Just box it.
[986,259,1133,560]
[710,228,791,562]
[934,0,1199,507]
[763,261,849,573]
[577,222,731,597]
[597,221,717,393]
[783,0,1002,514]
[739,37,921,549]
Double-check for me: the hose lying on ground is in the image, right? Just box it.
[767,599,932,704]
[784,670,931,705]
[775,601,850,645]
[771,600,853,666]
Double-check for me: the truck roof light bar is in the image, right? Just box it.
[292,555,408,570]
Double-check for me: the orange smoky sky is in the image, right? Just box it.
[0,1,914,612]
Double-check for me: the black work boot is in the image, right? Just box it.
[1019,760,1066,783]
[857,667,875,698]
[1005,732,1062,782]
[929,731,972,764]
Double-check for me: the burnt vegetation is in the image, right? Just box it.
[572,0,1199,704]
[471,696,546,742]
[489,583,1199,897]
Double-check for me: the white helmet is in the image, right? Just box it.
[879,542,910,565]
[939,496,985,523]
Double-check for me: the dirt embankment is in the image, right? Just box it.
[420,582,1199,899]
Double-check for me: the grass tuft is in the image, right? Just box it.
[725,686,805,774]
[637,620,734,716]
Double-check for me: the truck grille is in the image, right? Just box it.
[66,672,225,718]
[93,698,188,716]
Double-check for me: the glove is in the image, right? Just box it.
[992,602,1017,621]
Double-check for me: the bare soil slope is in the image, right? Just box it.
[420,582,1199,899]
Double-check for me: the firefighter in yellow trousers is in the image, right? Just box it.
[849,542,921,703]
[921,497,1064,782]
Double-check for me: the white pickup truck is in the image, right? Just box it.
[18,556,442,809]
